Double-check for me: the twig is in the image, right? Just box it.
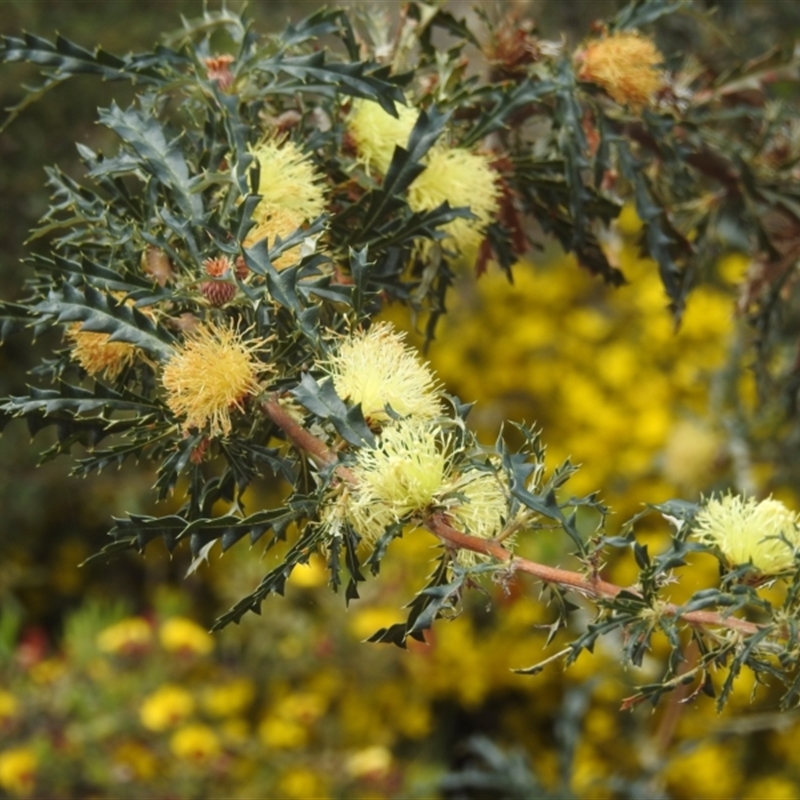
[262,394,764,639]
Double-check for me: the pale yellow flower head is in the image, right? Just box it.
[577,31,664,109]
[348,98,419,175]
[340,421,450,545]
[161,321,268,438]
[693,493,800,574]
[446,469,509,566]
[408,147,501,266]
[67,324,138,381]
[325,322,443,427]
[249,139,326,224]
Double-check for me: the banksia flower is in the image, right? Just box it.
[200,256,237,306]
[693,494,800,575]
[347,98,419,174]
[67,324,138,381]
[338,422,451,545]
[408,146,501,266]
[324,322,443,427]
[249,139,326,225]
[445,469,509,566]
[161,322,268,437]
[576,32,664,109]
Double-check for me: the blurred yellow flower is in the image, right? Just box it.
[66,324,138,381]
[112,741,157,781]
[287,554,328,588]
[162,321,268,437]
[0,691,19,725]
[258,716,308,749]
[29,658,66,685]
[345,745,392,779]
[324,322,443,427]
[577,31,663,109]
[170,724,221,762]
[202,678,255,718]
[274,692,326,724]
[693,494,800,574]
[347,98,419,174]
[277,767,329,800]
[662,419,722,491]
[96,617,153,656]
[0,747,37,797]
[408,146,500,266]
[159,617,214,656]
[139,685,195,731]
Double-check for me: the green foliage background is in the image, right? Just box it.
[4,2,800,798]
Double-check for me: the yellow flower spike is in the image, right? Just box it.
[0,747,37,797]
[577,31,664,109]
[161,321,269,438]
[249,139,326,225]
[407,146,501,266]
[347,98,419,174]
[693,493,800,575]
[324,321,443,427]
[66,324,138,381]
[158,617,214,656]
[169,724,221,762]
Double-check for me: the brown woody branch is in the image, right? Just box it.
[262,394,762,638]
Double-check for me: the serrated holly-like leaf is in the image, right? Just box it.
[98,103,204,224]
[616,139,694,318]
[462,78,556,148]
[612,0,689,32]
[290,373,375,448]
[0,302,36,343]
[0,33,188,131]
[554,61,591,252]
[511,483,585,554]
[34,283,175,361]
[368,557,462,647]
[46,254,165,297]
[211,522,325,631]
[1,381,158,420]
[257,50,404,114]
[280,8,358,53]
